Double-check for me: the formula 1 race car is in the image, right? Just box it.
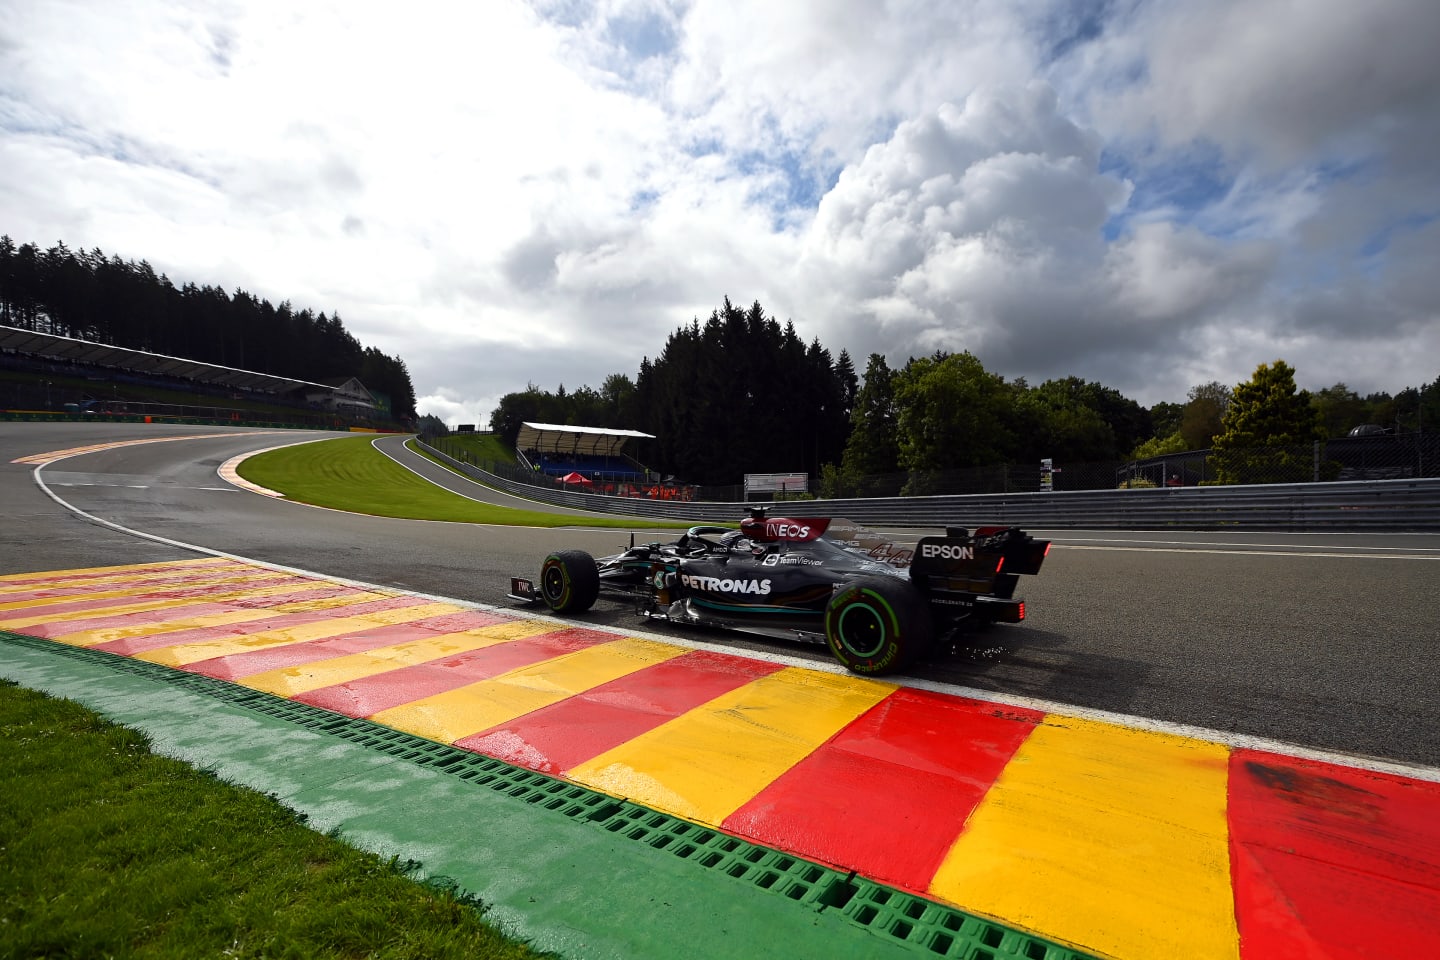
[509,509,1051,676]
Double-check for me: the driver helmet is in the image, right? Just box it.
[719,531,752,551]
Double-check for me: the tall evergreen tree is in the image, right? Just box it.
[0,233,416,420]
[628,298,852,485]
[1211,360,1324,483]
[834,349,858,418]
[841,354,899,477]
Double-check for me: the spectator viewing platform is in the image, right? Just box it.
[517,422,654,483]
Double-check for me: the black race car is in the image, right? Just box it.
[508,509,1050,676]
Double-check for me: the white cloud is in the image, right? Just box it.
[796,84,1136,373]
[1096,0,1440,170]
[1104,223,1274,323]
[1,0,1437,428]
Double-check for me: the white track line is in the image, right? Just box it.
[1055,543,1440,560]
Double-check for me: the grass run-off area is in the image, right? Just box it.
[237,435,690,529]
[0,681,548,960]
[432,431,517,466]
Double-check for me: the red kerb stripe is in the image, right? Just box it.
[455,650,783,774]
[722,688,1043,893]
[293,628,616,718]
[182,610,514,680]
[91,596,431,655]
[1229,749,1440,959]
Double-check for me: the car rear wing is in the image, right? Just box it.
[909,526,1051,588]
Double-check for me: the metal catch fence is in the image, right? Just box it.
[426,430,1437,500]
[416,438,1440,531]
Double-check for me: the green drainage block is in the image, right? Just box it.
[1,631,1094,960]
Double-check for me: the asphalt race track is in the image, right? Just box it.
[4,421,1439,769]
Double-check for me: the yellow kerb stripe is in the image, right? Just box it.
[134,602,465,667]
[0,557,230,583]
[0,563,236,592]
[0,579,357,630]
[371,637,686,743]
[0,570,295,612]
[265,591,397,612]
[928,716,1238,960]
[50,609,297,647]
[0,567,244,595]
[567,667,896,824]
[241,620,560,697]
[44,582,367,647]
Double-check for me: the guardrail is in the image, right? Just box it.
[417,440,1440,531]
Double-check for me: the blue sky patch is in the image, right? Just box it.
[1039,0,1114,63]
[629,188,660,212]
[734,145,841,220]
[605,10,677,61]
[1360,211,1438,258]
[1100,142,1234,237]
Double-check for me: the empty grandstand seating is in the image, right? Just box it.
[529,452,645,481]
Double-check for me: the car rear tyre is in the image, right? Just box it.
[539,550,600,613]
[824,576,932,676]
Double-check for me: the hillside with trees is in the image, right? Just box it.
[0,236,415,420]
[486,295,1438,490]
[491,299,857,487]
[12,227,1424,488]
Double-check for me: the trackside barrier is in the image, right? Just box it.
[416,440,1440,531]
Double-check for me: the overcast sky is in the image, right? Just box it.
[3,0,1438,426]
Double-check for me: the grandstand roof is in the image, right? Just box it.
[517,421,655,457]
[0,324,335,394]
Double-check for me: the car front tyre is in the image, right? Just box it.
[824,576,932,676]
[539,550,600,614]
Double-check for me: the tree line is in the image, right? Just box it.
[12,231,1429,482]
[490,298,857,485]
[0,236,415,420]
[488,296,1440,488]
[487,297,1155,487]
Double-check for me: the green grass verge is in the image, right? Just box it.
[0,680,549,960]
[437,432,516,465]
[238,435,690,529]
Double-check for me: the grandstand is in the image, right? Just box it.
[0,323,389,427]
[515,422,654,483]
